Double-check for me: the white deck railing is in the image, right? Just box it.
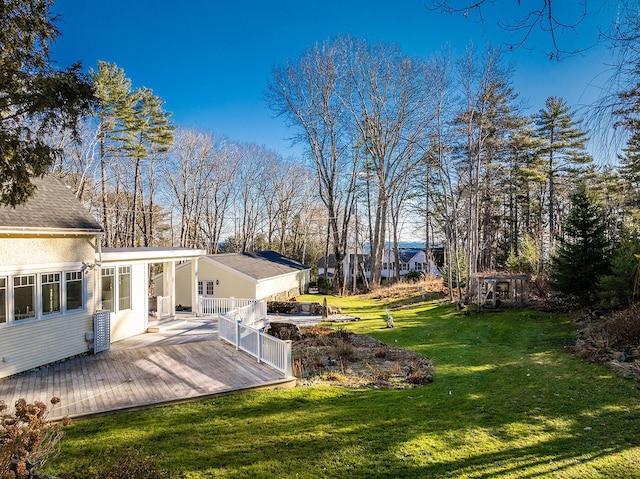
[218,306,292,378]
[198,296,267,326]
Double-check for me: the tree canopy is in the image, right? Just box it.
[0,0,94,206]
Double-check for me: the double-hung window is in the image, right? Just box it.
[118,266,131,310]
[14,275,35,320]
[0,278,6,324]
[66,271,83,312]
[101,266,131,312]
[101,267,115,311]
[41,273,61,316]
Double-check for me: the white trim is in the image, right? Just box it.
[0,261,86,275]
[0,267,88,327]
[99,247,206,264]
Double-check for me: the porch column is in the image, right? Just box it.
[162,261,176,317]
[190,257,200,315]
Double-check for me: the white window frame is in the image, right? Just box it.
[100,265,132,313]
[14,274,36,321]
[118,265,132,311]
[0,277,6,324]
[101,267,115,311]
[41,272,62,316]
[0,267,88,327]
[65,271,84,312]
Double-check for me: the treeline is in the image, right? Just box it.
[46,41,639,303]
[49,63,323,265]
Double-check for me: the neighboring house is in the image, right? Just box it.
[318,249,441,282]
[318,253,369,281]
[0,176,205,379]
[381,249,441,279]
[155,251,311,308]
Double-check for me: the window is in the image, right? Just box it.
[66,271,83,311]
[118,266,131,310]
[101,267,114,311]
[0,278,6,324]
[41,273,61,316]
[14,275,35,320]
[383,263,388,270]
[198,281,215,296]
[401,263,409,271]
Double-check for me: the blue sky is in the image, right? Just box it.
[51,0,619,160]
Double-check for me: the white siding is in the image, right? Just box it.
[0,269,96,379]
[108,263,148,343]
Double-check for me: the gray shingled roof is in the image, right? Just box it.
[209,251,310,281]
[0,176,103,232]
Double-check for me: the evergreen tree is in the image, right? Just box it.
[0,0,93,205]
[130,87,174,246]
[614,75,640,217]
[550,184,610,305]
[90,61,138,247]
[598,233,640,308]
[535,97,591,255]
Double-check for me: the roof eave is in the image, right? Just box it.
[0,227,103,236]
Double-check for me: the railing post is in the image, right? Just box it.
[284,340,293,378]
[230,297,235,313]
[235,318,241,350]
[258,328,264,363]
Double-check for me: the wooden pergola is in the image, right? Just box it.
[468,273,529,309]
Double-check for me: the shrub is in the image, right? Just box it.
[602,303,640,350]
[332,339,355,361]
[404,270,422,282]
[405,357,435,385]
[0,398,66,479]
[373,346,389,358]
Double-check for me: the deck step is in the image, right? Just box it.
[147,317,187,333]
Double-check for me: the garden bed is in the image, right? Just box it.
[282,325,435,389]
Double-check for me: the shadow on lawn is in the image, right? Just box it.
[67,382,637,478]
[54,303,640,478]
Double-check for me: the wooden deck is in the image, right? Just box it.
[0,317,293,421]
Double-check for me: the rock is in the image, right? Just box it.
[266,322,301,340]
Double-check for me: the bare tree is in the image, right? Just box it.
[340,37,432,287]
[425,1,606,59]
[163,129,216,248]
[267,39,358,292]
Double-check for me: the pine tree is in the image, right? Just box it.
[130,87,174,246]
[550,184,610,305]
[90,61,138,247]
[615,77,640,215]
[535,97,592,256]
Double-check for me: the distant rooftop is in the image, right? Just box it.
[209,251,310,280]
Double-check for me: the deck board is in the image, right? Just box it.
[0,318,291,420]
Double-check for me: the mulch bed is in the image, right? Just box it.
[268,324,435,389]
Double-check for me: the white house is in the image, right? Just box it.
[318,249,441,282]
[154,251,311,309]
[0,176,205,379]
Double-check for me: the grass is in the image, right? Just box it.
[46,292,640,478]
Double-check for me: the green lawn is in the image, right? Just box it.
[47,295,640,478]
